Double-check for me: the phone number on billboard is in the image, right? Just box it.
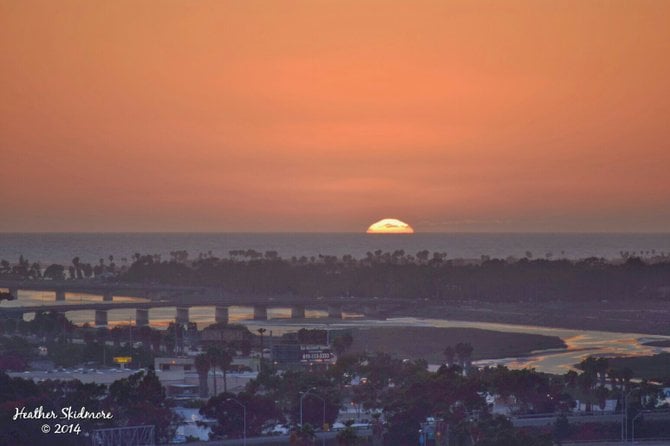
[302,353,332,360]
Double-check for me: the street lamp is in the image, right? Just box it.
[227,397,247,446]
[299,389,326,446]
[631,411,643,444]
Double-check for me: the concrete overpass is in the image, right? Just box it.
[0,280,399,327]
[0,279,205,302]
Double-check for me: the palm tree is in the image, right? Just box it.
[29,262,42,279]
[565,370,578,388]
[607,368,621,391]
[594,357,609,387]
[578,357,599,391]
[455,342,474,373]
[208,346,234,394]
[257,328,267,371]
[195,354,211,398]
[72,257,82,279]
[218,349,233,393]
[443,346,455,368]
[138,325,153,349]
[621,367,634,391]
[207,346,221,395]
[150,330,163,354]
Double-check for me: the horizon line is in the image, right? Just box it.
[1,231,670,235]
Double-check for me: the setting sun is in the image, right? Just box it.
[366,218,414,234]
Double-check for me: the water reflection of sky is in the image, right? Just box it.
[4,290,670,375]
[424,319,670,375]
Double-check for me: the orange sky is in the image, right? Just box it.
[1,0,669,232]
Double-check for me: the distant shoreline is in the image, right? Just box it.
[2,232,669,265]
[395,299,670,337]
[3,231,670,234]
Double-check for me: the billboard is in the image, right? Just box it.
[272,345,336,365]
[301,348,335,362]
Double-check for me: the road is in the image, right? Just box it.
[564,441,670,446]
[188,429,372,445]
[512,411,670,428]
[0,278,406,310]
[513,413,622,427]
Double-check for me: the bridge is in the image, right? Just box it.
[0,280,398,327]
[0,279,206,302]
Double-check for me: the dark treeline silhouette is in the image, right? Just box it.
[122,251,670,303]
[0,255,117,281]
[0,368,177,445]
[3,250,670,302]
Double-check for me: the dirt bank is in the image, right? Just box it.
[348,326,566,363]
[398,299,670,336]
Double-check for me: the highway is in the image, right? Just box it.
[564,441,670,446]
[188,429,373,445]
[0,279,405,309]
[512,410,670,428]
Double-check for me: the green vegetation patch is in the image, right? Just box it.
[607,352,670,383]
[348,326,566,363]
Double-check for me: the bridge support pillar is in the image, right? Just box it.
[55,290,66,301]
[290,305,306,319]
[215,306,229,324]
[253,306,268,321]
[95,309,108,327]
[176,307,189,325]
[8,288,19,299]
[136,309,149,327]
[102,292,113,302]
[327,305,343,319]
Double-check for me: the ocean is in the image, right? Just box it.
[1,232,669,265]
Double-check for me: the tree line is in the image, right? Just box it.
[120,251,670,303]
[3,250,669,302]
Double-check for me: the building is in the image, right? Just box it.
[167,383,199,399]
[200,324,253,344]
[155,357,194,372]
